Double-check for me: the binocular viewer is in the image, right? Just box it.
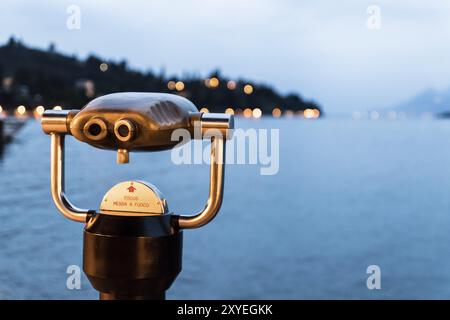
[42,92,232,163]
[41,92,234,299]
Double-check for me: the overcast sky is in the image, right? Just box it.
[1,0,450,114]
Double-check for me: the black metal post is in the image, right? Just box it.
[83,214,182,300]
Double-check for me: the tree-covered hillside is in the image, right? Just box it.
[0,37,322,116]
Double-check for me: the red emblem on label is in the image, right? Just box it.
[127,184,136,193]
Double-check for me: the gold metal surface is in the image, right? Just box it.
[50,133,92,222]
[69,92,201,151]
[114,119,136,142]
[83,117,108,141]
[100,181,168,216]
[117,149,129,164]
[41,110,78,134]
[200,113,234,140]
[176,135,226,229]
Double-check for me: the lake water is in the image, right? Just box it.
[1,117,450,299]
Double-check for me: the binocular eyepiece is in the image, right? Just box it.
[41,92,234,299]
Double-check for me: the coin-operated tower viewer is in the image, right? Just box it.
[41,92,234,299]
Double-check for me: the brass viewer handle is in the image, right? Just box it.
[175,134,226,229]
[51,133,93,222]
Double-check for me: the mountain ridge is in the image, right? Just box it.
[390,87,450,115]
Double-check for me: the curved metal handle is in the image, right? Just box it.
[50,133,92,223]
[175,135,226,229]
[43,108,232,227]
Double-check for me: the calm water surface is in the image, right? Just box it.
[1,118,450,299]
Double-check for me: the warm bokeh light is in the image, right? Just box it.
[303,108,320,119]
[208,77,219,88]
[99,62,109,72]
[167,81,176,90]
[175,81,185,91]
[53,106,62,110]
[35,106,45,116]
[16,105,26,116]
[0,105,2,113]
[313,109,320,118]
[200,107,209,113]
[272,107,282,118]
[252,108,262,119]
[235,108,243,115]
[303,108,315,119]
[227,81,236,90]
[243,84,253,95]
[225,107,234,115]
[243,108,253,118]
[285,110,294,118]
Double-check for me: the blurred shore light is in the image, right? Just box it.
[16,105,26,117]
[200,107,209,113]
[167,81,176,90]
[175,81,185,91]
[227,81,236,90]
[303,108,315,119]
[285,110,294,118]
[208,77,219,88]
[53,106,62,110]
[35,106,45,117]
[225,107,234,115]
[313,109,320,118]
[244,84,253,95]
[303,108,320,119]
[243,108,253,118]
[252,108,262,119]
[99,62,109,72]
[272,107,282,118]
[0,105,2,113]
